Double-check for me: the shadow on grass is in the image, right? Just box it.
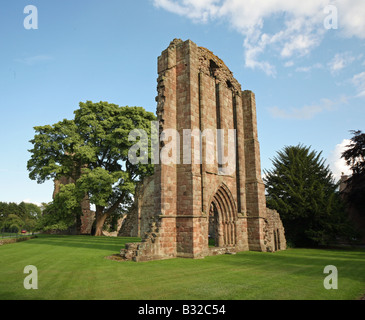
[19,235,365,285]
[216,247,365,283]
[22,234,141,252]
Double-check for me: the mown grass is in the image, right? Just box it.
[0,234,364,300]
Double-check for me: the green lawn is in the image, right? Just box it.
[0,234,364,300]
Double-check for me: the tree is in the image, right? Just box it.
[341,130,365,214]
[0,202,7,229]
[0,202,41,233]
[28,101,156,236]
[264,144,354,247]
[23,202,42,218]
[35,184,83,233]
[2,214,24,233]
[21,202,41,233]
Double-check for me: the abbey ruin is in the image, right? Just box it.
[119,39,286,261]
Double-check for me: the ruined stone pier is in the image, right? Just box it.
[120,39,286,261]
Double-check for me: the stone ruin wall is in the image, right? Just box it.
[118,175,155,238]
[265,208,287,252]
[120,39,286,261]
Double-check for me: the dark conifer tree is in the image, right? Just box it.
[264,144,354,247]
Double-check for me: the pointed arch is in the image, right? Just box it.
[208,183,238,247]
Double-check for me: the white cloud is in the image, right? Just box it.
[335,0,365,39]
[328,52,356,74]
[153,0,221,22]
[295,63,323,73]
[243,37,277,77]
[352,71,365,97]
[221,1,327,76]
[15,55,53,66]
[22,199,43,207]
[153,0,365,75]
[327,139,352,181]
[268,98,335,120]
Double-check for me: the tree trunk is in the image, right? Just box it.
[75,214,82,235]
[94,206,108,236]
[93,194,126,236]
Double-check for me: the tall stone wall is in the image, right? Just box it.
[120,39,286,261]
[118,175,155,238]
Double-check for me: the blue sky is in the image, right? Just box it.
[0,0,364,205]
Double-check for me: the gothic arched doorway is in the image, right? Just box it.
[208,184,237,247]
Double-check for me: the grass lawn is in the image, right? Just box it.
[0,234,364,300]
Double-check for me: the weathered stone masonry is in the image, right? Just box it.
[120,39,286,261]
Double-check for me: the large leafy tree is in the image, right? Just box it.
[36,184,83,233]
[0,202,41,233]
[264,144,353,247]
[27,101,156,236]
[341,130,365,214]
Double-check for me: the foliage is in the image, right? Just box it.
[0,201,41,233]
[27,101,156,235]
[35,184,82,232]
[341,130,365,214]
[103,213,122,232]
[2,214,23,233]
[264,144,355,247]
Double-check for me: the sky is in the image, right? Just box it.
[0,0,364,206]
